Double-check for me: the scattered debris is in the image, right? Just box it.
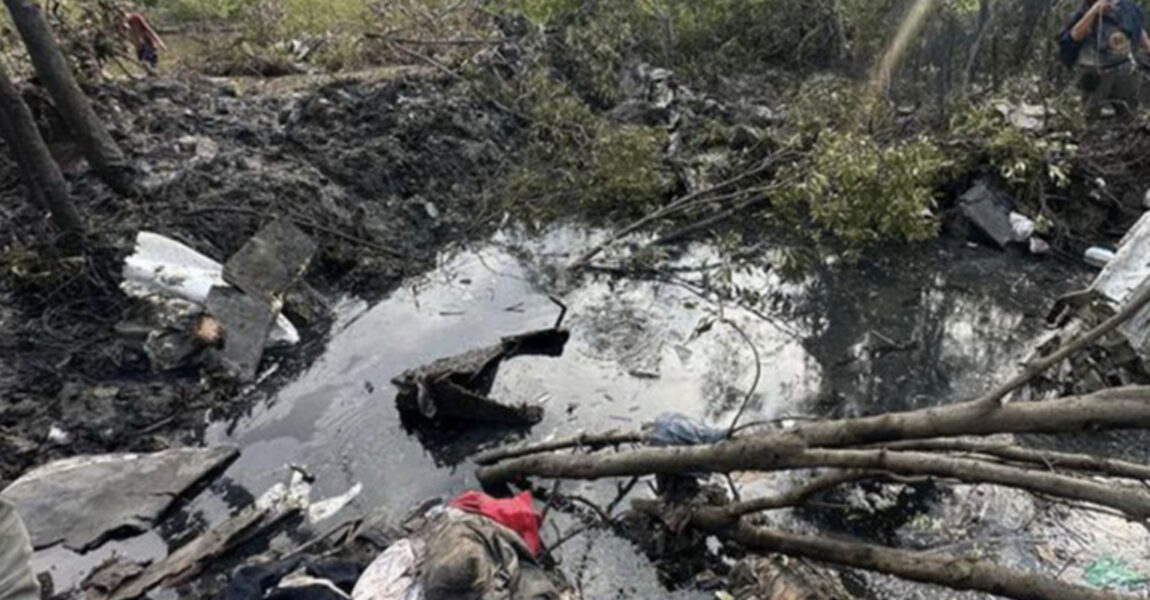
[1009,212,1035,241]
[83,560,146,600]
[207,219,317,381]
[0,447,238,551]
[956,178,1017,249]
[206,286,281,381]
[308,483,364,524]
[392,306,570,425]
[1085,246,1116,269]
[119,221,316,381]
[223,219,318,307]
[102,470,313,600]
[992,100,1052,131]
[120,231,300,352]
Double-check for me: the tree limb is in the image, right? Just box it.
[477,386,1150,484]
[473,429,644,465]
[643,502,1128,600]
[882,439,1150,482]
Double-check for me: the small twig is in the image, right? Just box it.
[540,479,563,525]
[561,494,614,525]
[547,523,594,554]
[605,476,640,515]
[724,318,763,438]
[570,157,788,267]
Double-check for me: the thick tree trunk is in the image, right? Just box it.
[3,0,135,196]
[0,58,82,237]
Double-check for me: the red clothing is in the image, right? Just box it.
[123,13,163,49]
[449,491,541,557]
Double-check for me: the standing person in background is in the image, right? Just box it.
[0,499,39,600]
[118,5,166,73]
[1059,0,1150,118]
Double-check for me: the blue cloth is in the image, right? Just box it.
[647,413,726,446]
[1060,0,1146,68]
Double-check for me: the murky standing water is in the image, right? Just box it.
[36,226,1093,598]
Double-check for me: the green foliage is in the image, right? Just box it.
[950,100,1082,201]
[502,72,671,221]
[157,0,369,33]
[777,131,949,253]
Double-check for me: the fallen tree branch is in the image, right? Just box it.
[635,500,1127,600]
[493,443,1150,520]
[477,386,1150,484]
[473,429,643,465]
[720,470,879,518]
[882,439,1150,482]
[651,194,770,246]
[723,317,762,437]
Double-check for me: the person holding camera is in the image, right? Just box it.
[1060,0,1150,118]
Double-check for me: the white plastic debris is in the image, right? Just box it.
[256,468,312,513]
[121,232,299,345]
[1009,212,1035,241]
[46,425,70,445]
[1029,237,1051,255]
[1085,247,1116,269]
[307,482,363,524]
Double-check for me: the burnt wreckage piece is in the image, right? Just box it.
[391,299,569,425]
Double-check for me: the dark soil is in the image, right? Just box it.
[0,69,526,487]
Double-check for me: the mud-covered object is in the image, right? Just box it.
[0,447,238,551]
[392,328,569,425]
[0,499,39,600]
[224,558,361,600]
[421,514,558,600]
[956,178,1017,250]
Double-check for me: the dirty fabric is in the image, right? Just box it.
[646,413,726,447]
[420,514,558,600]
[225,559,361,600]
[448,491,541,557]
[0,499,39,600]
[352,538,422,600]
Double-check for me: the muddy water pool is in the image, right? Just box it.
[35,226,1097,598]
